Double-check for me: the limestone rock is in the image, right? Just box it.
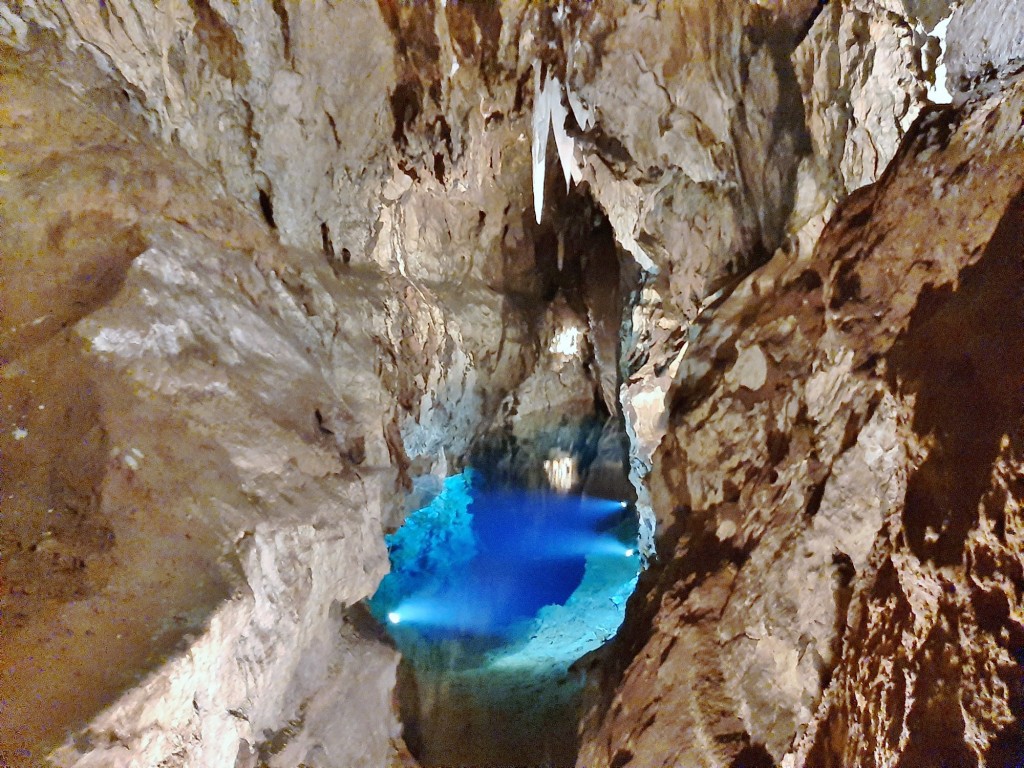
[946,0,1024,100]
[544,0,942,553]
[4,1,1024,766]
[474,296,604,490]
[578,73,1024,768]
[9,0,396,256]
[0,30,532,766]
[0,40,405,767]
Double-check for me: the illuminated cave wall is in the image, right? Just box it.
[5,1,1024,767]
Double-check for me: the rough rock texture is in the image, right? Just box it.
[473,296,604,490]
[1,0,633,762]
[570,0,817,542]
[578,58,1024,768]
[946,0,1024,101]
[0,27,534,767]
[7,0,396,255]
[5,0,1024,766]
[546,0,948,551]
[2,0,569,482]
[0,40,400,767]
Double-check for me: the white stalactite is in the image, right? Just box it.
[532,67,592,223]
[549,77,575,191]
[532,67,552,224]
[567,88,595,132]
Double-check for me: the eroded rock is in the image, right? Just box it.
[4,0,1024,766]
[0,28,536,767]
[579,75,1024,768]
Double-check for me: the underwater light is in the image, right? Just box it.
[370,471,643,640]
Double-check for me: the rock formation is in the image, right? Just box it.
[577,3,1024,767]
[1,0,1023,766]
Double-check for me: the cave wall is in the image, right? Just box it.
[576,3,1024,767]
[0,2,601,765]
[4,0,567,479]
[568,0,947,549]
[0,37,417,767]
[3,0,947,501]
[4,0,1024,766]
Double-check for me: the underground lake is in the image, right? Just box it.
[368,470,640,766]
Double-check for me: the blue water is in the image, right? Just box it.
[369,470,636,639]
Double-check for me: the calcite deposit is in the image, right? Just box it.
[2,0,1024,766]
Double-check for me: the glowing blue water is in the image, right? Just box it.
[369,470,636,639]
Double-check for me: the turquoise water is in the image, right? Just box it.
[369,470,639,646]
[369,471,640,766]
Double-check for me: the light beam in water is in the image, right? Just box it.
[530,533,635,559]
[369,472,639,639]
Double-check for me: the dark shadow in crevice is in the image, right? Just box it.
[795,0,830,47]
[257,187,277,229]
[734,5,812,269]
[985,715,1024,768]
[894,606,979,768]
[887,189,1024,566]
[730,742,777,768]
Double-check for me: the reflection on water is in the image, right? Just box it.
[368,470,639,766]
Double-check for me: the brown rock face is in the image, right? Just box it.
[0,39,408,767]
[578,76,1024,768]
[0,5,599,766]
[4,0,1024,766]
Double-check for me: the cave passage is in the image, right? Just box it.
[368,470,640,766]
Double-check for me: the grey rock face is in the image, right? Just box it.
[946,0,1024,99]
